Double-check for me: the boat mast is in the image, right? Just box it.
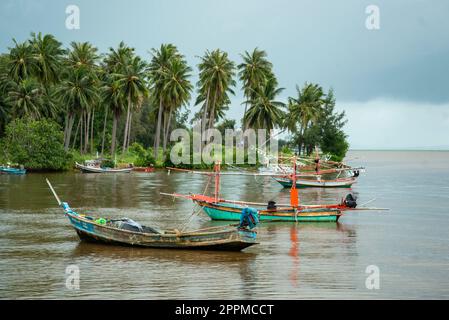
[290,156,299,207]
[214,161,221,203]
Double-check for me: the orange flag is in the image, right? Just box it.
[290,188,299,207]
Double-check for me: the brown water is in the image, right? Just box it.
[1,151,449,299]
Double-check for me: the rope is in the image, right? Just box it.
[179,174,213,232]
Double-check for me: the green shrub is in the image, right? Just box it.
[129,142,146,158]
[2,118,71,171]
[101,158,115,168]
[281,146,293,155]
[129,142,155,167]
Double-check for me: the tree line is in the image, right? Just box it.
[0,32,349,168]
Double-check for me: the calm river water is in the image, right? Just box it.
[1,151,449,299]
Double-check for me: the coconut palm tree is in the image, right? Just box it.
[238,48,273,125]
[104,41,134,74]
[159,57,192,152]
[66,41,99,72]
[196,49,236,137]
[115,55,148,153]
[55,68,99,151]
[0,55,11,133]
[101,76,124,155]
[7,40,36,82]
[6,78,44,119]
[287,83,325,154]
[29,32,65,85]
[65,42,100,153]
[102,42,134,155]
[243,77,285,131]
[148,44,180,158]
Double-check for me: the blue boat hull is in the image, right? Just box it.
[0,167,27,175]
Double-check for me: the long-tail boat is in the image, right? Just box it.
[273,176,356,188]
[75,161,132,173]
[164,161,346,222]
[46,179,258,251]
[259,153,364,188]
[162,159,386,222]
[0,166,27,175]
[168,193,342,222]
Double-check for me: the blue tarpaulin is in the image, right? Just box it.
[239,207,259,229]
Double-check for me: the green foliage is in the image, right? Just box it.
[216,118,236,138]
[196,49,236,130]
[243,76,285,130]
[238,48,274,103]
[100,158,116,168]
[129,142,155,166]
[301,89,349,160]
[0,33,352,168]
[281,145,293,155]
[2,118,71,170]
[129,142,146,158]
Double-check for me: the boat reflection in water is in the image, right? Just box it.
[257,222,357,290]
[70,242,258,299]
[289,226,299,287]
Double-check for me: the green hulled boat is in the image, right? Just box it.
[195,198,342,222]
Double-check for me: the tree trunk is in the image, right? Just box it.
[84,111,90,154]
[64,113,75,151]
[63,114,69,147]
[111,110,118,156]
[207,90,218,131]
[154,97,164,159]
[72,115,81,150]
[298,126,306,156]
[80,111,84,154]
[101,106,108,155]
[122,95,132,153]
[201,88,210,138]
[243,102,248,130]
[162,110,167,152]
[90,110,95,154]
[126,112,133,150]
[163,107,173,152]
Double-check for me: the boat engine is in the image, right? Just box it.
[239,207,259,229]
[267,200,277,210]
[344,194,357,208]
[353,169,360,177]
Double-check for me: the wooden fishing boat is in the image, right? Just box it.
[0,166,27,175]
[46,179,258,251]
[274,176,356,188]
[258,152,364,179]
[163,161,345,223]
[163,158,386,222]
[190,195,341,222]
[75,162,132,173]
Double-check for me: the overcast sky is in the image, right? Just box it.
[1,0,448,149]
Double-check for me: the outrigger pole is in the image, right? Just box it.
[45,178,61,206]
[214,161,221,203]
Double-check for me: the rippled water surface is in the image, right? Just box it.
[1,151,449,299]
